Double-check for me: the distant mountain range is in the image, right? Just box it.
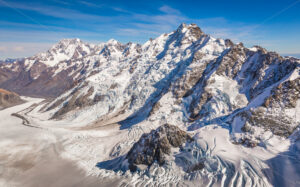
[0,58,24,63]
[282,53,300,59]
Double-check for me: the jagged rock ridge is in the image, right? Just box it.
[126,123,193,171]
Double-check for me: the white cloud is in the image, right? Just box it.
[116,5,186,39]
[78,1,103,8]
[159,5,181,15]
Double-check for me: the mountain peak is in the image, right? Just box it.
[58,38,82,45]
[177,23,188,30]
[176,23,203,33]
[47,38,88,55]
[107,39,120,45]
[31,38,91,67]
[174,23,204,43]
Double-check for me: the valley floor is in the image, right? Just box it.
[1,98,299,187]
[0,97,123,187]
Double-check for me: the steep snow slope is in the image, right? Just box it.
[35,24,299,135]
[3,23,300,186]
[39,24,231,125]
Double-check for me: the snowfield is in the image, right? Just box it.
[0,97,126,187]
[1,97,299,187]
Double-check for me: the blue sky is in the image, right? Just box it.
[0,0,300,59]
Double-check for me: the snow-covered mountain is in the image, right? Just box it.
[32,23,299,136]
[1,23,299,186]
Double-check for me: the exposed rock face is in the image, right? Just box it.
[233,104,298,140]
[229,72,300,140]
[126,124,193,171]
[0,88,24,109]
[264,77,300,109]
[0,54,76,98]
[51,86,95,119]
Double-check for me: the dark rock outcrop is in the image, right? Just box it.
[264,77,300,108]
[51,86,95,119]
[236,108,297,138]
[126,124,193,172]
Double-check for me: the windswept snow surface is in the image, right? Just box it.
[0,98,127,187]
[14,100,297,187]
[9,102,296,187]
